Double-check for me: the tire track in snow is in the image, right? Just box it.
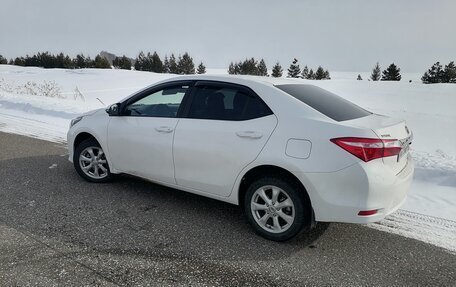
[369,209,456,253]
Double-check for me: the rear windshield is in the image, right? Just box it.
[275,84,371,121]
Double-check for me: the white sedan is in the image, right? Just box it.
[67,75,414,241]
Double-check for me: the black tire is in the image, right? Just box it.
[73,138,112,183]
[244,176,311,241]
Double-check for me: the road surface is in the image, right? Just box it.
[0,132,454,286]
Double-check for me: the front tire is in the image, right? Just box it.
[73,138,111,183]
[244,177,311,241]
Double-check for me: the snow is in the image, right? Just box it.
[1,65,455,252]
[0,65,175,142]
[369,210,456,253]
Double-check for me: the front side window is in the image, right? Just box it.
[124,85,189,117]
[187,85,272,120]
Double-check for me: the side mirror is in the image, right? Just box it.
[106,103,121,116]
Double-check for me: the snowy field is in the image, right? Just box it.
[0,65,455,252]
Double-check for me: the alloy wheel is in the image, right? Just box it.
[250,185,295,233]
[79,146,109,180]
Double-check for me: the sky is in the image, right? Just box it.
[1,0,455,72]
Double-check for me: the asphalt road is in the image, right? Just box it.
[0,132,455,286]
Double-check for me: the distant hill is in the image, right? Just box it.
[99,51,135,66]
[99,51,116,65]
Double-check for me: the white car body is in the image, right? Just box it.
[68,75,414,225]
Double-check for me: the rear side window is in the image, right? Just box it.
[276,84,371,121]
[186,84,272,121]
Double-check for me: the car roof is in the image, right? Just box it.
[163,74,311,87]
[120,74,337,124]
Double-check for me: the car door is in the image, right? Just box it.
[173,81,277,197]
[107,82,192,184]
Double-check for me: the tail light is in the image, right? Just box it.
[358,209,379,216]
[330,137,401,162]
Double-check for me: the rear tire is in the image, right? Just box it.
[73,138,112,183]
[244,176,311,241]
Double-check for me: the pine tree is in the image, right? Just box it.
[73,54,87,68]
[94,55,111,69]
[39,52,56,68]
[168,54,178,74]
[113,55,132,70]
[177,52,195,74]
[125,56,132,70]
[85,56,95,68]
[381,63,401,81]
[287,58,301,78]
[371,62,381,81]
[421,62,444,83]
[143,52,153,71]
[271,62,283,77]
[315,66,326,80]
[135,51,146,71]
[196,62,206,74]
[357,74,363,80]
[258,59,268,76]
[63,55,73,69]
[56,53,65,68]
[163,56,170,73]
[149,52,163,73]
[14,57,26,66]
[324,69,331,80]
[444,61,456,83]
[228,62,237,74]
[113,57,121,69]
[239,58,259,75]
[234,62,241,74]
[0,55,7,65]
[301,66,309,79]
[307,69,315,80]
[25,54,39,67]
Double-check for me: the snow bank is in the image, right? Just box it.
[1,65,455,251]
[0,65,174,141]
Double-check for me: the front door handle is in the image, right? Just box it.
[155,126,173,133]
[236,131,263,139]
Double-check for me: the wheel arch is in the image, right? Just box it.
[72,131,113,170]
[238,165,313,211]
[73,132,99,150]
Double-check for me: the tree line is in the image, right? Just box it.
[2,52,454,83]
[228,57,331,80]
[134,51,206,74]
[362,61,456,83]
[367,62,402,81]
[228,58,269,76]
[0,52,111,69]
[0,52,206,74]
[421,61,456,83]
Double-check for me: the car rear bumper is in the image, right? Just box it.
[296,154,414,223]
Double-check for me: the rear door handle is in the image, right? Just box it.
[236,131,263,139]
[155,126,173,133]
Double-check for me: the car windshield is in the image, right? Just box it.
[275,84,371,121]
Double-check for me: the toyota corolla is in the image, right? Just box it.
[67,75,414,241]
